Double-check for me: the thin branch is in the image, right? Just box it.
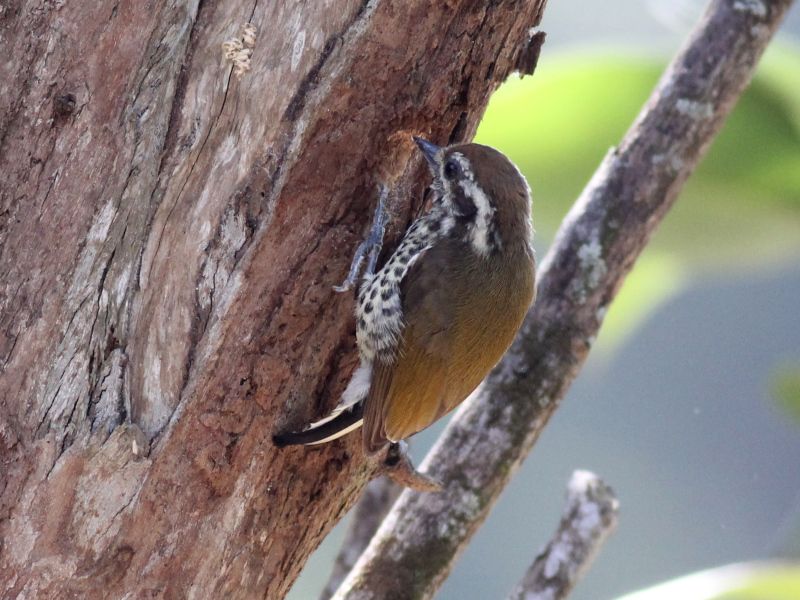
[331,1,794,598]
[508,471,619,600]
[320,477,401,600]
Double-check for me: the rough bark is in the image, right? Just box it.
[507,471,618,600]
[319,477,400,600]
[0,1,547,598]
[331,1,794,598]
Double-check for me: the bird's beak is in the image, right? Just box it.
[413,136,441,170]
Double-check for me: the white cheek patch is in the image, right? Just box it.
[445,152,498,257]
[459,178,495,257]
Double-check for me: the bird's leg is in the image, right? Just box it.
[362,185,389,278]
[333,185,389,293]
[380,441,442,493]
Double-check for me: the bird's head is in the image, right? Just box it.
[413,136,533,258]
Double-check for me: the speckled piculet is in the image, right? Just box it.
[274,136,536,453]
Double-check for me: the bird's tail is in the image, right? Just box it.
[272,401,364,447]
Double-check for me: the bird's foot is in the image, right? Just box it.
[333,185,390,293]
[380,441,442,493]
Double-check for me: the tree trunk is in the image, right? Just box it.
[0,1,546,597]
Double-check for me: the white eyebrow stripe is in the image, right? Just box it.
[450,152,473,177]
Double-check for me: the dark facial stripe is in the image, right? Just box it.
[452,186,477,220]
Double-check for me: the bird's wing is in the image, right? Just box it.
[363,241,459,453]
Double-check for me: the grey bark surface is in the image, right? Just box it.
[331,1,794,599]
[0,1,547,598]
[507,471,619,600]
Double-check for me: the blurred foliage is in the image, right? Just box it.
[475,44,800,349]
[771,362,800,426]
[713,565,800,600]
[617,562,800,600]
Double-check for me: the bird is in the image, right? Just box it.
[274,136,536,454]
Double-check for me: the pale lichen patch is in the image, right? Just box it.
[543,539,571,578]
[578,239,605,288]
[675,98,714,120]
[733,0,767,17]
[493,346,529,385]
[651,152,685,172]
[570,234,607,304]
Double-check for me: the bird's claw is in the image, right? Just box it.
[333,185,390,293]
[381,441,443,493]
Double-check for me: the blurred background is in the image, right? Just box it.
[290,1,800,598]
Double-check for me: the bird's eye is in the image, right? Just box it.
[444,159,460,179]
